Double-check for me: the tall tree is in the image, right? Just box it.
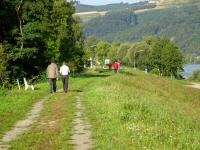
[126,41,150,68]
[96,41,111,65]
[145,36,184,77]
[54,1,84,71]
[83,36,100,66]
[107,42,120,62]
[1,0,55,79]
[0,44,10,88]
[117,44,130,64]
[0,0,85,86]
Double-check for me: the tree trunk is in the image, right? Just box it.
[15,0,24,50]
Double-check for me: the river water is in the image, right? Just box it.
[182,64,200,79]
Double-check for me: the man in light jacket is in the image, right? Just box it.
[60,61,70,93]
[47,58,58,93]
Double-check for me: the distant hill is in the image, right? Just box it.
[157,0,199,6]
[75,2,156,23]
[83,2,200,55]
[75,1,151,13]
[84,10,138,37]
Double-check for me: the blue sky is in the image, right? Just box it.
[79,0,145,6]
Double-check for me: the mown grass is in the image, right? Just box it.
[82,68,200,149]
[2,68,200,149]
[9,90,75,149]
[0,82,50,139]
[9,75,101,149]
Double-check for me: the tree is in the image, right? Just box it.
[107,42,120,63]
[83,36,100,66]
[58,1,85,71]
[117,43,130,64]
[126,41,150,68]
[83,4,200,56]
[96,41,111,65]
[145,36,184,77]
[0,0,85,86]
[0,44,10,88]
[2,0,55,79]
[161,39,184,76]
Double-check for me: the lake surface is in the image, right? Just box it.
[182,64,200,79]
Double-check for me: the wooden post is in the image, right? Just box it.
[17,79,21,90]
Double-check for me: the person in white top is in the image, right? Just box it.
[60,61,70,93]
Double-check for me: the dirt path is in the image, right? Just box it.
[187,83,200,90]
[0,96,49,150]
[70,93,94,150]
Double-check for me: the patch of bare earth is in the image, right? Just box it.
[75,11,107,16]
[0,96,48,150]
[70,93,95,150]
[187,83,200,90]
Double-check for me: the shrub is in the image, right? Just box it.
[190,70,200,82]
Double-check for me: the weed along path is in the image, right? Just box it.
[0,96,49,150]
[70,92,94,150]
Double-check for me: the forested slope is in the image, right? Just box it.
[75,1,154,13]
[84,3,200,55]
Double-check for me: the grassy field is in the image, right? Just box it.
[0,82,50,139]
[1,68,200,149]
[8,76,98,149]
[189,70,200,82]
[9,86,75,149]
[82,68,200,149]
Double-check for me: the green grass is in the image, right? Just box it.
[2,68,200,149]
[0,82,50,138]
[189,70,200,82]
[9,89,75,149]
[81,68,200,149]
[8,75,99,149]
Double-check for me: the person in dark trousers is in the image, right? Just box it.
[47,58,58,93]
[60,61,70,93]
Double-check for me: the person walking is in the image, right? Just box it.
[114,60,119,73]
[117,59,121,73]
[47,58,58,93]
[108,62,112,70]
[60,61,70,93]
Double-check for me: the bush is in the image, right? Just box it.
[38,71,47,82]
[189,70,200,82]
[0,44,10,88]
[150,68,160,76]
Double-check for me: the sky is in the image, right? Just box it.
[78,0,145,6]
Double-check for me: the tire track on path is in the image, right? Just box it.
[70,92,95,150]
[0,95,49,150]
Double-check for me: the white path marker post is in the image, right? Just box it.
[16,79,21,90]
